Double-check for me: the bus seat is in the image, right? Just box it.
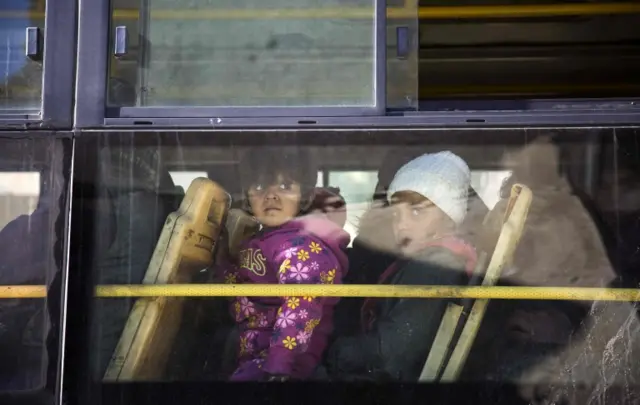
[225,208,260,259]
[419,183,533,382]
[103,178,230,381]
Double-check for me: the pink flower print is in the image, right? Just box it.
[243,330,259,340]
[275,310,297,328]
[296,331,311,344]
[244,341,254,354]
[283,247,298,259]
[289,262,310,281]
[239,297,256,316]
[298,309,308,319]
[257,313,269,327]
[309,261,320,271]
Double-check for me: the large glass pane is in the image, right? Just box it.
[0,0,45,111]
[108,0,378,108]
[0,135,70,395]
[70,128,640,405]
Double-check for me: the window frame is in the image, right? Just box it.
[74,1,640,128]
[0,0,77,129]
[75,0,387,128]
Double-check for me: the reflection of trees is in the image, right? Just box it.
[0,8,44,109]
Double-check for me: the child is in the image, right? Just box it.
[326,151,477,381]
[220,147,350,381]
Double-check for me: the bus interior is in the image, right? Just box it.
[1,0,640,404]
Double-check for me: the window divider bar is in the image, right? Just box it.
[41,0,77,129]
[75,0,110,128]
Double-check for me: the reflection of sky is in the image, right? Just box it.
[0,0,30,80]
[169,171,208,192]
[327,171,378,246]
[470,170,512,209]
[0,172,40,196]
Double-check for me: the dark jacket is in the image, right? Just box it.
[326,237,476,381]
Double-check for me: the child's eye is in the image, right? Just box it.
[278,183,293,191]
[411,208,421,216]
[253,184,264,192]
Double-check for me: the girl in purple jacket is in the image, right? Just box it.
[220,147,350,382]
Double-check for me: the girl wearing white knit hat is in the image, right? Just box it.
[387,150,472,256]
[326,151,478,381]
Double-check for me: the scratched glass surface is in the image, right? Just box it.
[0,135,69,395]
[69,128,640,404]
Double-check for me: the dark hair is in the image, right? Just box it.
[239,146,317,213]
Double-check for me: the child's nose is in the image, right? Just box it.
[394,211,412,232]
[264,185,280,200]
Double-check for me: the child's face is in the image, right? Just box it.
[247,173,303,228]
[390,191,451,255]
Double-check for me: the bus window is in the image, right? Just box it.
[469,170,511,209]
[418,1,640,102]
[0,171,39,229]
[107,0,379,109]
[69,128,640,404]
[0,0,45,111]
[0,136,69,396]
[324,170,378,246]
[169,171,208,192]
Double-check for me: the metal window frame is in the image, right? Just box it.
[0,0,77,129]
[74,0,640,129]
[96,104,640,128]
[75,0,387,128]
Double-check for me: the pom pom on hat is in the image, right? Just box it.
[387,151,471,225]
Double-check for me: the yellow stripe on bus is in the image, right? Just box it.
[1,284,640,302]
[2,3,640,20]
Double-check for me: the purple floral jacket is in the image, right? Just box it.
[220,215,350,381]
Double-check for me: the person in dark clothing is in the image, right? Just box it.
[326,151,477,381]
[333,150,423,338]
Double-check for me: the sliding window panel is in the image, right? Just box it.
[76,0,386,127]
[0,0,76,128]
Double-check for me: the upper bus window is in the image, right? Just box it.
[108,0,380,109]
[0,0,45,111]
[417,0,640,101]
[70,128,640,404]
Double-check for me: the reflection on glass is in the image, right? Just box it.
[73,130,640,405]
[169,171,208,192]
[327,170,377,245]
[109,0,377,108]
[0,136,68,393]
[0,0,45,110]
[470,170,511,209]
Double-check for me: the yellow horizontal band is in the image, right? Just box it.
[2,3,640,20]
[2,284,639,302]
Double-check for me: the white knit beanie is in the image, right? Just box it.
[387,151,471,225]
